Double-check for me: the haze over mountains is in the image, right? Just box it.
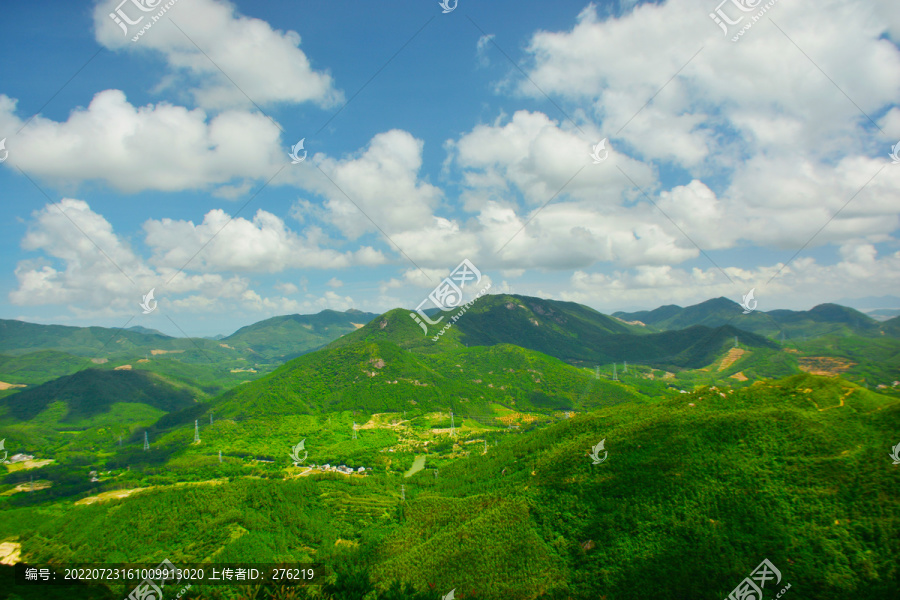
[0,308,380,360]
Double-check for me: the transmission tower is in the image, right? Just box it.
[210,413,213,425]
[624,360,627,373]
[450,410,455,437]
[613,363,618,381]
[143,431,150,451]
[194,420,200,444]
[401,484,405,502]
[734,336,738,348]
[352,422,357,440]
[218,450,222,463]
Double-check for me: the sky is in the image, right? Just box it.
[0,0,898,338]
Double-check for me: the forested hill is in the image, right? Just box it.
[328,295,777,368]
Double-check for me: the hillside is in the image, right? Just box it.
[0,368,199,427]
[331,296,778,369]
[207,339,645,421]
[222,308,379,360]
[882,315,900,337]
[370,373,900,599]
[0,374,896,599]
[0,319,175,357]
[0,310,381,400]
[0,350,87,387]
[0,310,378,363]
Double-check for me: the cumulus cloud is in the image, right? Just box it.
[93,0,343,110]
[307,129,443,240]
[450,110,654,206]
[520,0,900,167]
[0,90,284,193]
[9,199,384,318]
[143,207,388,272]
[10,199,155,308]
[562,241,900,311]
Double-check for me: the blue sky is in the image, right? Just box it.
[0,0,898,337]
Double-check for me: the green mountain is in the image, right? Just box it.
[222,308,379,360]
[0,350,87,387]
[0,368,199,427]
[208,337,644,421]
[0,310,378,364]
[126,326,171,337]
[1,374,897,599]
[333,296,777,369]
[0,319,175,357]
[368,373,900,599]
[614,297,885,338]
[881,315,900,337]
[0,310,380,401]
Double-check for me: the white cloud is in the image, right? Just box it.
[0,90,283,193]
[93,0,343,110]
[451,110,654,206]
[10,199,154,308]
[9,199,385,320]
[307,129,443,239]
[476,34,495,67]
[563,240,900,310]
[144,207,388,272]
[519,0,900,169]
[275,282,299,295]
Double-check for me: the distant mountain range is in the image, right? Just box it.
[339,295,778,368]
[197,294,790,421]
[2,295,897,424]
[613,297,894,339]
[1,297,887,366]
[0,309,378,361]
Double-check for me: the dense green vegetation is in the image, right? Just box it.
[0,374,897,599]
[0,369,198,424]
[328,297,779,368]
[1,297,899,599]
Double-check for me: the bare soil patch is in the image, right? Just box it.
[718,348,746,371]
[798,356,855,376]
